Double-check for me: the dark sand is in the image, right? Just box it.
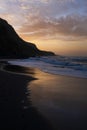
[29,69,87,130]
[0,63,54,130]
[2,63,87,130]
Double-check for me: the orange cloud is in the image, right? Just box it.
[18,14,87,41]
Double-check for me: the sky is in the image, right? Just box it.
[0,0,87,56]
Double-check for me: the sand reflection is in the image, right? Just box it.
[28,69,87,130]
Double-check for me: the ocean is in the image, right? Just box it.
[8,55,87,78]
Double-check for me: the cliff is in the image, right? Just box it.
[0,18,55,58]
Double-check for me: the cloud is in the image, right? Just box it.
[18,14,87,41]
[0,0,87,41]
[34,0,75,3]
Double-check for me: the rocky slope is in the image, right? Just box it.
[0,18,55,58]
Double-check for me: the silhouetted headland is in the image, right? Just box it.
[0,18,55,58]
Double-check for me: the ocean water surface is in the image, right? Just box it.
[8,55,87,78]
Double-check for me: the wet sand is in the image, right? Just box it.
[2,63,87,130]
[0,63,54,130]
[29,69,87,130]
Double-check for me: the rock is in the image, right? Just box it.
[0,18,55,58]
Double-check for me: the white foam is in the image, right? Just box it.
[8,56,87,78]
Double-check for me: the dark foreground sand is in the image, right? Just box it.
[1,62,87,130]
[0,63,54,130]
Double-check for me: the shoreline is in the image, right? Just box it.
[1,62,87,129]
[28,67,87,130]
[2,61,87,80]
[6,56,87,79]
[0,62,54,130]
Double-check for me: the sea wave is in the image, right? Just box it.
[8,56,87,78]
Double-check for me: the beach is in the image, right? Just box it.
[0,62,54,130]
[1,62,87,130]
[29,70,87,130]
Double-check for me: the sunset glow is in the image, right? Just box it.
[0,0,87,56]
